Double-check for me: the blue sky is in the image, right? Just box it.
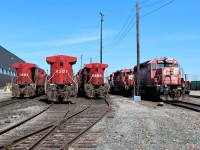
[0,0,200,80]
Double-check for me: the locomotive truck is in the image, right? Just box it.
[46,55,77,102]
[109,69,134,96]
[134,57,186,100]
[76,63,109,98]
[12,62,46,98]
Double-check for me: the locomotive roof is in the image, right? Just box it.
[12,62,37,69]
[148,57,178,64]
[84,63,108,69]
[113,68,133,74]
[46,55,77,65]
[133,57,179,69]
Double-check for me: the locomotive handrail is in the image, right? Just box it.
[46,72,56,84]
[11,76,17,84]
[67,73,78,92]
[27,75,34,83]
[86,76,93,84]
[44,72,56,93]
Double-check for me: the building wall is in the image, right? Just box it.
[0,46,24,89]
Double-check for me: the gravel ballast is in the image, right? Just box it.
[93,95,200,150]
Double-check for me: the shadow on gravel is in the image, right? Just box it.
[38,96,72,104]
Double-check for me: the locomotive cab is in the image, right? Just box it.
[151,58,185,100]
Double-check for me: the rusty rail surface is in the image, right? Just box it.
[0,98,27,108]
[0,98,91,149]
[164,100,200,112]
[0,103,70,150]
[0,103,53,136]
[61,98,110,150]
[27,99,93,150]
[1,98,109,150]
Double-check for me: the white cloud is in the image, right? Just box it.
[47,34,100,46]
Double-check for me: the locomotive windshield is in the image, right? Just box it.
[157,63,178,68]
[158,63,172,68]
[126,71,133,75]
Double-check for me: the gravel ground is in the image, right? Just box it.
[0,91,12,102]
[1,92,199,149]
[0,95,49,132]
[88,95,200,150]
[190,90,200,97]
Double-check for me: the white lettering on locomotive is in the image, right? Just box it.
[55,70,68,73]
[173,68,179,75]
[163,68,170,75]
[92,74,102,78]
[19,73,28,76]
[128,75,134,80]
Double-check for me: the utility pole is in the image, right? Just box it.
[99,12,104,63]
[81,54,83,69]
[136,2,140,96]
[90,57,92,63]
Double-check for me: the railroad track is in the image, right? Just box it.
[0,103,53,135]
[0,102,75,148]
[0,98,110,150]
[0,98,27,108]
[164,100,200,112]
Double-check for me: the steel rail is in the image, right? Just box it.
[0,98,26,108]
[0,103,53,135]
[1,99,92,149]
[28,99,93,150]
[0,124,54,149]
[164,101,200,112]
[0,103,70,150]
[61,98,110,149]
[27,103,71,150]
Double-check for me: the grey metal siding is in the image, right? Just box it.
[0,46,24,89]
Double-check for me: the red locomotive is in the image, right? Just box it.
[12,62,46,98]
[134,57,186,100]
[108,69,135,96]
[46,55,77,102]
[76,63,109,98]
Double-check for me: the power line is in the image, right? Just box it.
[104,14,136,50]
[140,0,175,18]
[104,22,136,53]
[105,7,135,48]
[141,0,166,8]
[139,0,150,4]
[94,0,175,57]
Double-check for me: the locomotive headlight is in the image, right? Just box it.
[164,84,167,87]
[182,84,185,87]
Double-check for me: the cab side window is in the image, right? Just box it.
[152,64,156,70]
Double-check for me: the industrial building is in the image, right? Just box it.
[0,46,24,89]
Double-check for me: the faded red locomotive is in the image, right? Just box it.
[76,63,109,98]
[134,57,186,100]
[12,62,46,98]
[109,69,134,96]
[46,55,77,102]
